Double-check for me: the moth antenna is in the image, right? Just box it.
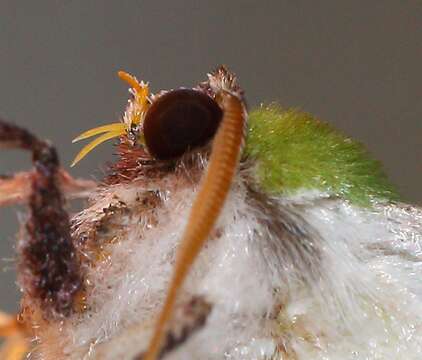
[144,91,246,360]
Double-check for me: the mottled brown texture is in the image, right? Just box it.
[0,118,83,318]
[72,200,130,252]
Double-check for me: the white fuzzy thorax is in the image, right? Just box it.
[46,174,422,360]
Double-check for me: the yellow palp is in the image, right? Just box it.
[72,123,126,143]
[72,70,150,166]
[71,130,125,167]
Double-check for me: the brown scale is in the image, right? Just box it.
[72,190,162,263]
[105,140,173,185]
[73,201,131,259]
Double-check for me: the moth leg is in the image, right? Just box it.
[0,119,84,318]
[0,312,28,360]
[0,167,96,208]
[0,173,31,207]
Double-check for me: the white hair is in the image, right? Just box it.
[32,170,422,360]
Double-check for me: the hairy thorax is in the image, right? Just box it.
[13,159,422,360]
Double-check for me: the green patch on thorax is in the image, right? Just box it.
[244,106,399,206]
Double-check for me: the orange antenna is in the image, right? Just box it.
[144,91,246,360]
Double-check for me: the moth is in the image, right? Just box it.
[0,66,421,360]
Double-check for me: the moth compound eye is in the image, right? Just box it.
[143,89,223,160]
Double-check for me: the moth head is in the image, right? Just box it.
[71,69,231,166]
[70,66,247,360]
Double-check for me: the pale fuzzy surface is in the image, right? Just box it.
[42,176,422,360]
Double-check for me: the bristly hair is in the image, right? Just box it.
[196,65,244,101]
[105,137,168,185]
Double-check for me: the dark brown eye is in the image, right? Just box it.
[143,89,223,160]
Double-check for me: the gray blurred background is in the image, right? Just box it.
[0,1,420,312]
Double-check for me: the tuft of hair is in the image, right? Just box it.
[245,106,399,206]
